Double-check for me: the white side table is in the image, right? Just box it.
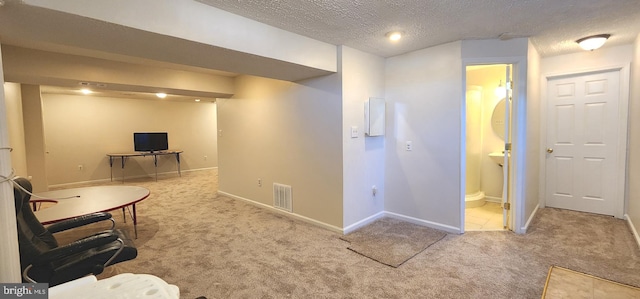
[49,273,179,299]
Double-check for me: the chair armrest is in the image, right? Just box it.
[47,212,114,233]
[31,232,119,266]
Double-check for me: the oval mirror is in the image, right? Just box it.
[491,98,506,140]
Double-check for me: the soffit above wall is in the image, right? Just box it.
[39,85,217,103]
[0,0,336,82]
[2,45,235,100]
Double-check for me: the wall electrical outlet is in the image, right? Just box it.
[351,126,359,138]
[258,178,262,187]
[372,185,377,197]
[77,164,84,171]
[406,141,413,151]
[204,155,208,161]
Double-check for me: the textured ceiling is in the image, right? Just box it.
[1,0,639,100]
[196,0,640,57]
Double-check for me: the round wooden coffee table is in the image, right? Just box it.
[34,186,150,237]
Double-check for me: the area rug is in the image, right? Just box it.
[339,217,447,267]
[542,266,640,299]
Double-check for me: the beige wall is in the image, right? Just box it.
[21,85,48,191]
[525,41,541,229]
[340,46,386,231]
[217,74,344,229]
[3,83,28,177]
[628,34,640,242]
[216,46,386,232]
[40,93,218,186]
[384,41,463,232]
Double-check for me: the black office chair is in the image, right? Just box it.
[13,177,137,286]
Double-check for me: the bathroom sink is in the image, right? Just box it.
[489,152,509,166]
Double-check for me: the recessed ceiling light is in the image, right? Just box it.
[156,93,167,99]
[576,34,611,51]
[195,99,201,102]
[386,31,403,42]
[80,88,92,95]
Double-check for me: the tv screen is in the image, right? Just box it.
[134,132,169,152]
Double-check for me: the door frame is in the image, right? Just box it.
[461,56,528,234]
[540,65,630,218]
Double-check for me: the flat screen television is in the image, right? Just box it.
[134,132,169,152]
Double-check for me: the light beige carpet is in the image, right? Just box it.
[43,169,640,298]
[339,218,447,267]
[542,266,640,299]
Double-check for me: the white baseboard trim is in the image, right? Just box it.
[343,212,386,235]
[219,192,462,235]
[186,167,218,172]
[384,211,461,234]
[484,195,502,203]
[48,178,114,189]
[217,190,344,234]
[520,203,540,233]
[625,214,640,250]
[48,167,217,189]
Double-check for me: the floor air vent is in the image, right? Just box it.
[273,183,292,212]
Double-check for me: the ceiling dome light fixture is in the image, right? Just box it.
[576,34,610,51]
[80,88,92,95]
[386,31,403,42]
[155,92,167,99]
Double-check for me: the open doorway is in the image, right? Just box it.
[464,64,513,231]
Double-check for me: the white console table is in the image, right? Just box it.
[107,150,183,182]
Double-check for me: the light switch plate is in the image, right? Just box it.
[351,126,358,138]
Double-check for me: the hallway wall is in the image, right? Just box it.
[524,41,541,230]
[384,41,463,232]
[627,34,640,245]
[217,73,344,229]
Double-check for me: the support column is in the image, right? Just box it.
[20,84,48,192]
[0,44,22,283]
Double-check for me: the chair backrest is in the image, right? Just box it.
[13,178,59,274]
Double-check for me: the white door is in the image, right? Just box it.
[545,70,621,216]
